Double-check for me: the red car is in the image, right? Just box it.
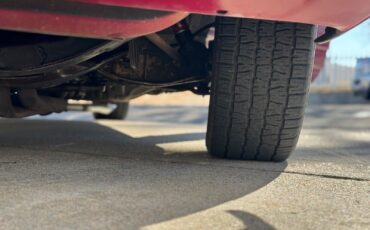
[0,1,369,161]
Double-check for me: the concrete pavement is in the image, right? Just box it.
[0,94,369,229]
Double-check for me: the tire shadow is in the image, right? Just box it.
[0,119,286,229]
[227,210,276,230]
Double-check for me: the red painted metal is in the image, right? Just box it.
[0,0,368,40]
[0,8,187,39]
[312,43,329,82]
[312,26,330,82]
[75,0,370,31]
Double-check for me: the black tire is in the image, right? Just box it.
[94,102,129,120]
[206,17,315,161]
[366,88,370,100]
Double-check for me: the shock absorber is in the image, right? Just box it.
[172,20,193,46]
[171,20,208,77]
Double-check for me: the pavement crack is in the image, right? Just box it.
[0,161,17,164]
[282,170,369,182]
[139,159,370,182]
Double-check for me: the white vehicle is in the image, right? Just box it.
[352,58,370,100]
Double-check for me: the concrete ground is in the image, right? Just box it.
[0,93,369,230]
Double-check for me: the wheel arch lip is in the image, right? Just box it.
[77,0,369,33]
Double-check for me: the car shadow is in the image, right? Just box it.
[0,119,286,229]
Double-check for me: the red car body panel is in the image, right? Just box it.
[312,42,329,81]
[0,7,187,39]
[311,26,330,81]
[0,0,368,40]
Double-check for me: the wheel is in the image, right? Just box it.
[366,88,370,100]
[206,17,315,161]
[94,102,129,120]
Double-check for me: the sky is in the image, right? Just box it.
[328,19,370,59]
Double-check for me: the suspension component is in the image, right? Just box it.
[171,20,208,77]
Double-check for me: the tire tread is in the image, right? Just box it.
[206,18,315,161]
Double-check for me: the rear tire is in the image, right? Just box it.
[94,102,129,120]
[366,88,370,100]
[206,17,315,161]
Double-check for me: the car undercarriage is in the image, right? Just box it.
[0,16,212,118]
